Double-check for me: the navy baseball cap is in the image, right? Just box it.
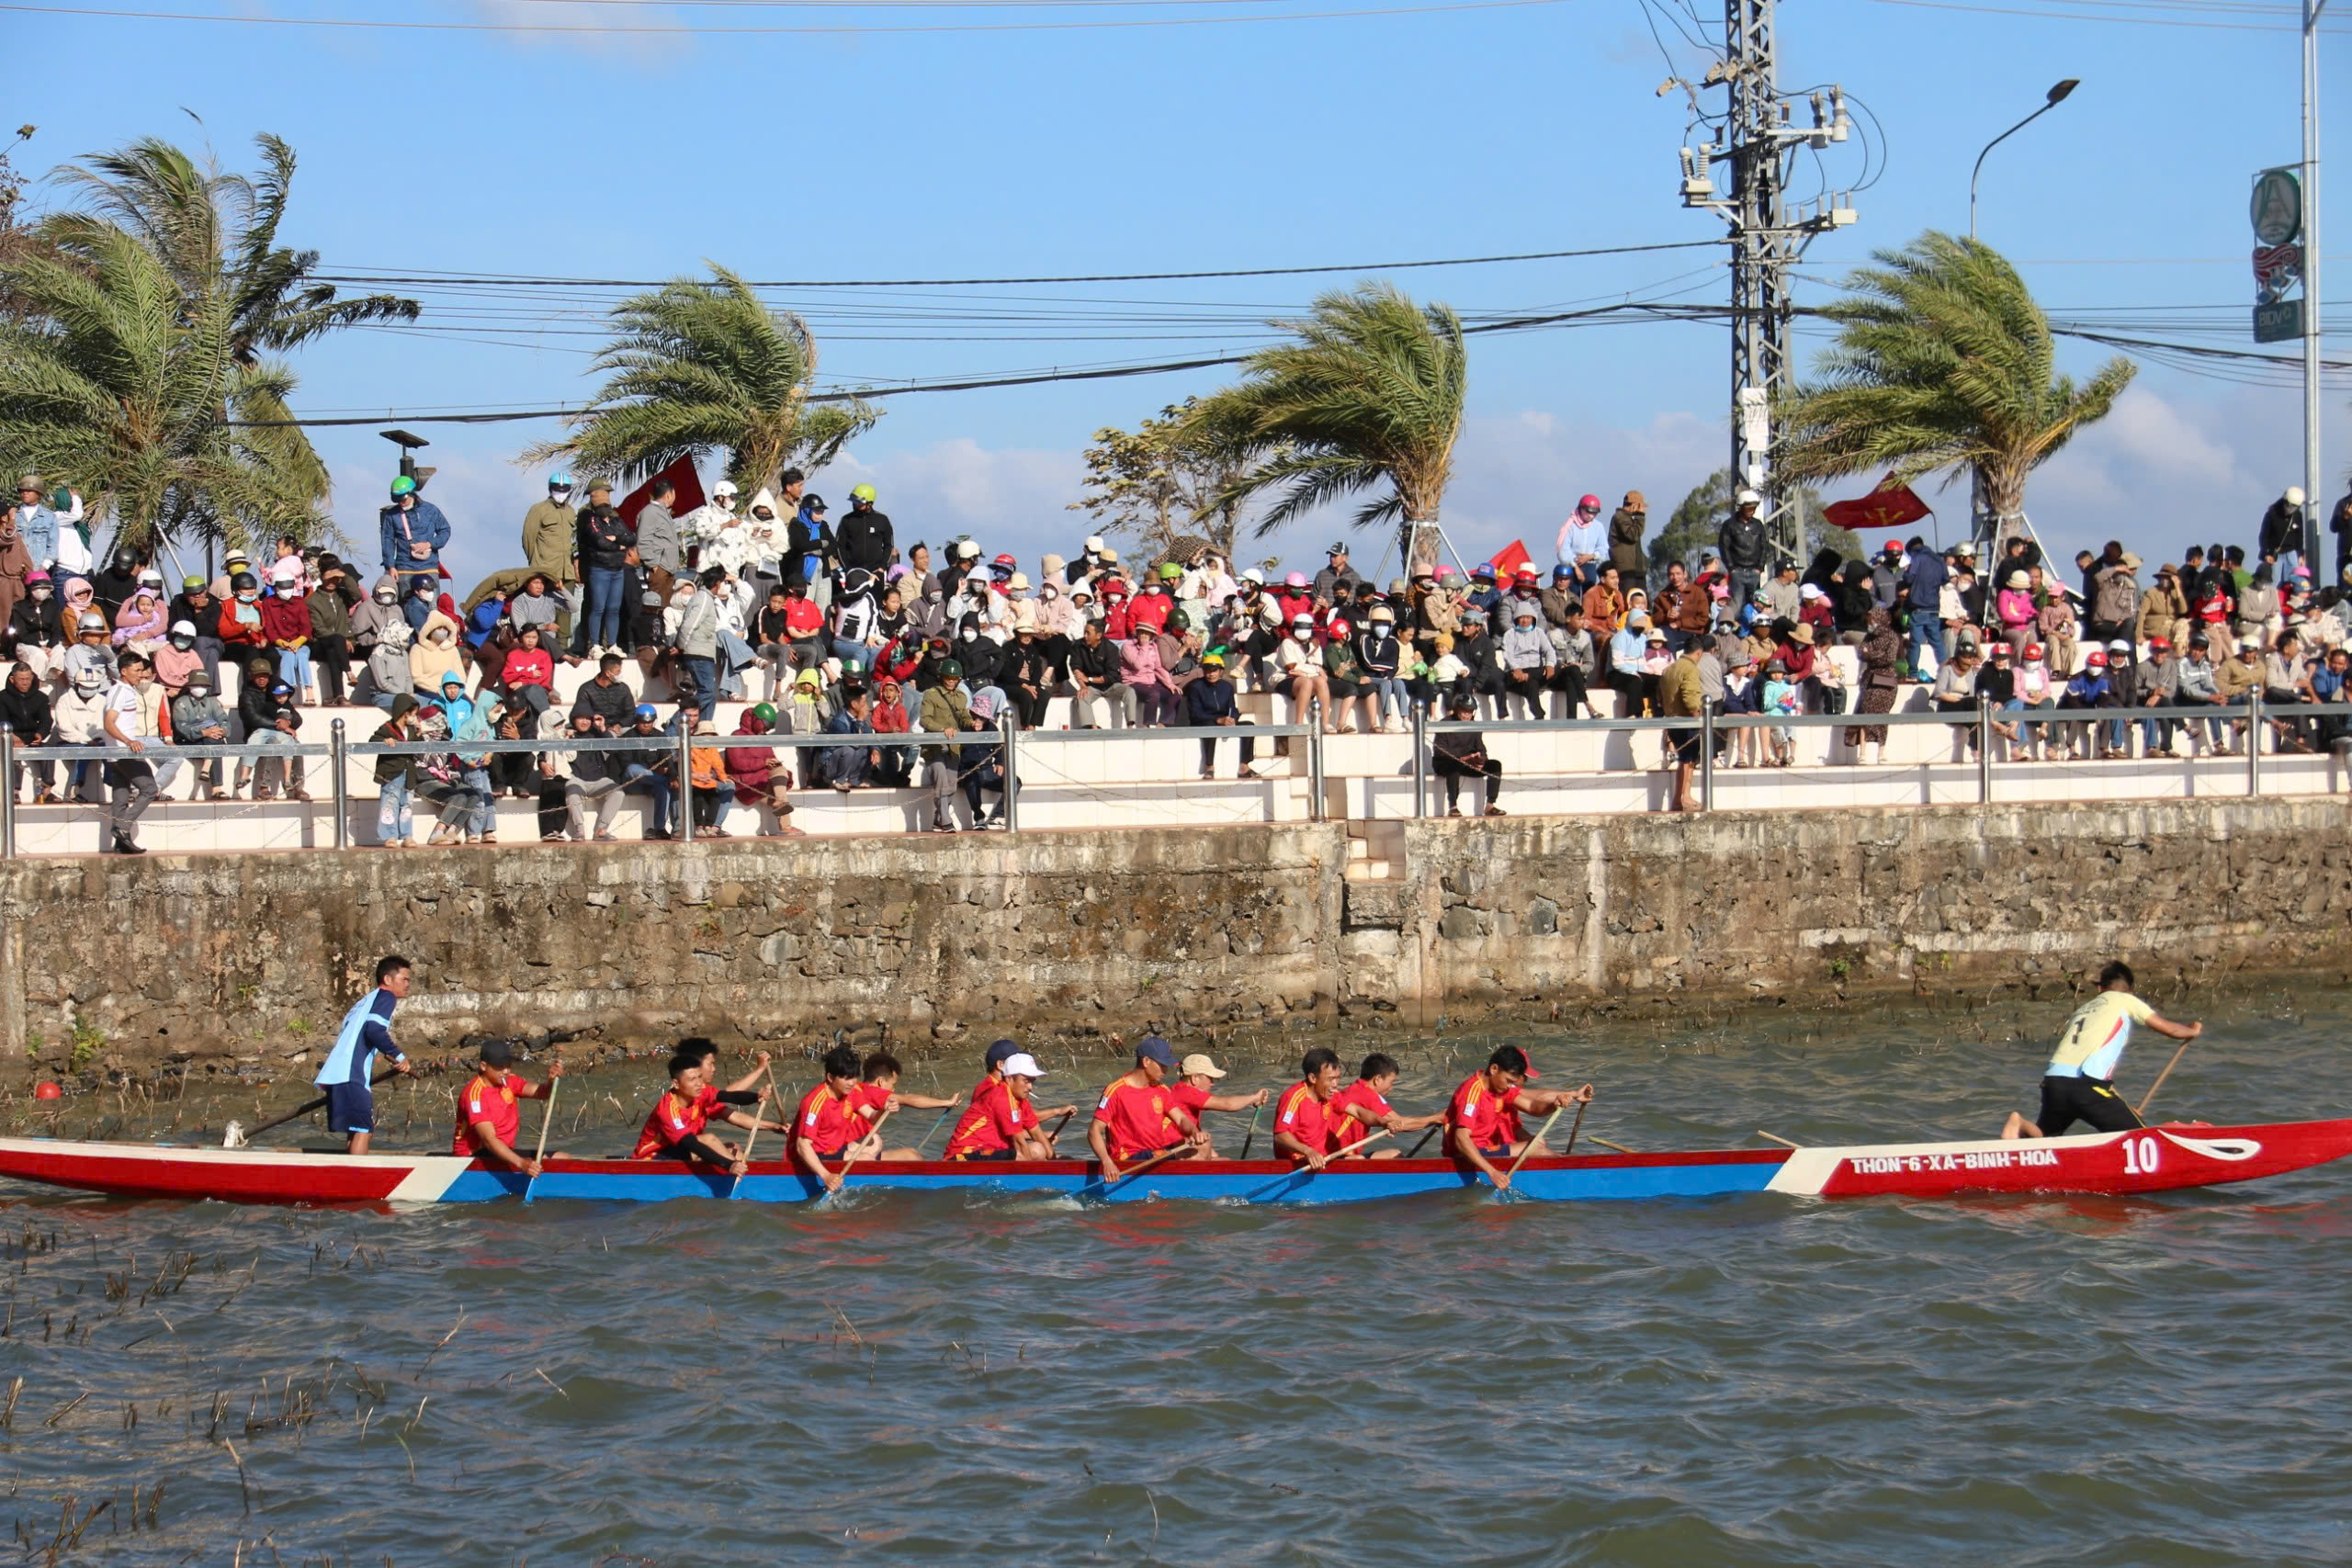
[984,1038,1020,1069]
[1136,1036,1179,1068]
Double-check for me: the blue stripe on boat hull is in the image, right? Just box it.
[466,1152,1790,1205]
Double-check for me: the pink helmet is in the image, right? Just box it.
[1284,570,1308,589]
[1578,493,1601,512]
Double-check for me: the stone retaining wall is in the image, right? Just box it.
[4,796,2346,1069]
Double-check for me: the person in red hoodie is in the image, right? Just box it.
[260,568,315,701]
[870,677,914,785]
[1099,579,1134,641]
[725,704,801,836]
[1275,570,1316,625]
[217,570,270,670]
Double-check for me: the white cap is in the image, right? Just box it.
[2287,486,2307,506]
[1085,536,1106,554]
[170,619,197,638]
[1799,583,1824,599]
[2107,638,2132,653]
[713,479,739,496]
[1000,1052,1046,1078]
[2238,637,2260,651]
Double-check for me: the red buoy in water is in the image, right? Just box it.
[32,1082,62,1100]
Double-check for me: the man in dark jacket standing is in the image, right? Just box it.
[1900,536,1950,679]
[836,484,893,577]
[1716,489,1770,611]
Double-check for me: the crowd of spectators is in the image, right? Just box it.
[7,466,2352,848]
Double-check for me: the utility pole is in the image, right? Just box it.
[2301,0,2326,565]
[1676,0,1857,569]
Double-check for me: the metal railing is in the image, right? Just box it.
[2,694,2341,856]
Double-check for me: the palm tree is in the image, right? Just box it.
[0,223,321,565]
[1182,283,1466,571]
[525,265,877,493]
[51,134,418,507]
[1775,231,2134,535]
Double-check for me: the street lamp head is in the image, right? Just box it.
[2046,78,2079,104]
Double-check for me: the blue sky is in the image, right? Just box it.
[11,0,2349,584]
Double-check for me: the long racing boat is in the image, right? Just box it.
[0,1119,2346,1206]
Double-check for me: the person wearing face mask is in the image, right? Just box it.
[154,619,205,701]
[2,661,57,804]
[167,574,224,690]
[349,575,403,692]
[89,549,144,624]
[170,665,232,800]
[236,660,310,801]
[1274,615,1338,732]
[63,606,118,691]
[5,571,65,689]
[401,572,440,635]
[260,562,313,700]
[379,474,451,595]
[949,612,1004,691]
[51,666,110,804]
[7,477,57,578]
[409,608,466,700]
[215,571,268,671]
[522,472,580,616]
[665,568,722,721]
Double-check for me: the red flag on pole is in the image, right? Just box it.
[618,457,705,526]
[1822,476,1932,532]
[1487,538,1533,579]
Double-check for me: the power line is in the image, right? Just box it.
[1868,0,2350,29]
[0,0,1572,31]
[231,299,1738,426]
[311,238,1723,291]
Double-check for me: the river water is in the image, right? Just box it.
[1,993,2348,1566]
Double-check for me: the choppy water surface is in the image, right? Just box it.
[2,997,2349,1566]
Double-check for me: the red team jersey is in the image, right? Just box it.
[795,1082,862,1157]
[1445,1072,1521,1152]
[1093,1077,1179,1162]
[631,1089,710,1159]
[452,1072,522,1156]
[1273,1081,1335,1156]
[1325,1081,1392,1153]
[946,1079,1038,1158]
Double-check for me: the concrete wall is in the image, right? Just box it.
[6,796,2347,1069]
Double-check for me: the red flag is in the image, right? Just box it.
[1487,539,1532,579]
[618,456,706,526]
[1822,477,1932,531]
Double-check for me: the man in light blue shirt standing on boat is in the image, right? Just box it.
[314,954,417,1154]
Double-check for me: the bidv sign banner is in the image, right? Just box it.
[2251,166,2304,344]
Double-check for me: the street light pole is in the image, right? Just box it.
[1969,77,2079,548]
[1970,78,2079,242]
[2301,0,2327,566]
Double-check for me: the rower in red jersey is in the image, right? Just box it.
[632,1047,772,1175]
[1326,1053,1442,1159]
[1087,1036,1202,1183]
[674,1037,786,1129]
[1444,1045,1593,1191]
[944,1053,1073,1161]
[792,1043,870,1194]
[1170,1052,1268,1156]
[1272,1047,1347,1168]
[451,1038,564,1178]
[849,1050,961,1161]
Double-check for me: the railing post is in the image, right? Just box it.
[2248,687,2263,796]
[1306,697,1325,823]
[1409,702,1428,820]
[676,724,694,843]
[999,708,1019,833]
[1,729,14,860]
[1977,697,1993,805]
[330,718,348,851]
[1699,698,1716,812]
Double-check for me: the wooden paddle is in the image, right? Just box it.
[1495,1106,1567,1189]
[1589,1136,1638,1155]
[1039,1108,1077,1157]
[1560,1099,1589,1156]
[1329,1127,1395,1161]
[2136,1038,2197,1117]
[1756,1129,1801,1149]
[1238,1103,1264,1161]
[727,1070,777,1201]
[1075,1138,1193,1201]
[226,1066,400,1147]
[521,1071,561,1204]
[1405,1124,1443,1158]
[820,1100,894,1202]
[1238,1128,1393,1202]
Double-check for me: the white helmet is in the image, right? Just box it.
[1736,488,1762,506]
[2286,486,2307,506]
